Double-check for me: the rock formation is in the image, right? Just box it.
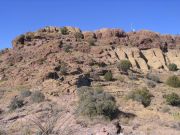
[0,26,179,87]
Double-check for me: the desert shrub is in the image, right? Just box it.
[61,27,69,35]
[74,32,84,40]
[9,98,24,110]
[60,64,68,75]
[127,87,152,107]
[63,45,72,53]
[91,73,101,81]
[168,63,178,71]
[104,71,113,81]
[146,73,160,83]
[16,34,25,44]
[164,93,180,106]
[146,80,156,88]
[77,86,118,120]
[117,60,132,72]
[31,91,45,103]
[166,75,180,88]
[116,75,125,82]
[20,90,32,97]
[128,71,138,80]
[87,38,96,46]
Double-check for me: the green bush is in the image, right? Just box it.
[87,38,96,46]
[128,71,138,80]
[127,87,152,107]
[146,80,156,88]
[77,86,118,120]
[61,27,69,35]
[117,60,132,72]
[168,63,178,71]
[31,91,45,103]
[166,75,180,88]
[146,73,160,83]
[104,72,113,81]
[164,93,180,106]
[20,90,32,98]
[9,98,24,110]
[60,64,68,75]
[74,32,84,40]
[63,45,72,53]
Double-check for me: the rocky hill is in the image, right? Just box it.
[0,26,180,135]
[0,26,180,87]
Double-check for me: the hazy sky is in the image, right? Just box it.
[0,0,180,50]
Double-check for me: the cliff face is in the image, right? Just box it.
[0,26,180,86]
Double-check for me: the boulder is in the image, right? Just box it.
[128,30,161,49]
[142,49,166,70]
[83,31,96,40]
[66,26,81,34]
[166,50,180,68]
[95,28,126,39]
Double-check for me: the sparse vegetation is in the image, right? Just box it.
[166,75,180,88]
[20,89,32,98]
[74,32,84,40]
[31,91,45,103]
[104,71,113,81]
[77,86,118,120]
[146,80,156,88]
[116,75,125,82]
[164,93,180,106]
[61,27,69,35]
[127,87,152,107]
[60,64,68,75]
[117,60,132,72]
[128,71,138,80]
[9,98,24,110]
[146,73,160,83]
[87,38,96,46]
[168,63,178,71]
[63,45,72,53]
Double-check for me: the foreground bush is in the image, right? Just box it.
[166,75,180,88]
[117,60,132,72]
[168,63,178,71]
[9,98,24,110]
[127,87,152,107]
[31,91,45,103]
[104,71,113,81]
[164,93,180,106]
[77,87,118,120]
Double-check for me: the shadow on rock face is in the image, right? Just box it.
[45,72,59,80]
[77,75,93,88]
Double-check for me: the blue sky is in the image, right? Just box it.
[0,0,180,50]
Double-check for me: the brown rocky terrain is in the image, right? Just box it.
[0,26,180,135]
